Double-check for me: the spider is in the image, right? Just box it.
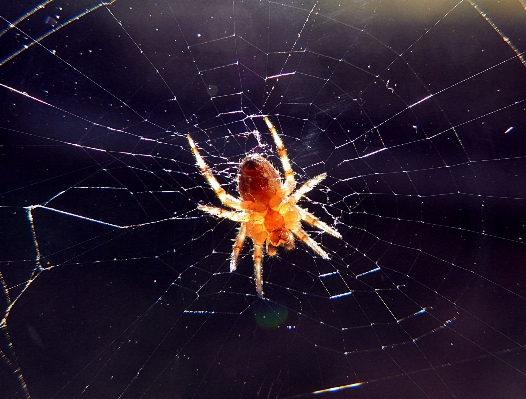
[188,116,342,297]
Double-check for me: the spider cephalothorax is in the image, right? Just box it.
[188,116,341,297]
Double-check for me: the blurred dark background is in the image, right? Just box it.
[1,1,525,398]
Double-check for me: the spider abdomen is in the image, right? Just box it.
[238,155,281,204]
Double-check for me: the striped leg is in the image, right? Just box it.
[298,208,341,238]
[264,116,296,195]
[291,173,327,203]
[292,228,330,260]
[230,223,246,272]
[253,243,264,297]
[198,205,248,222]
[188,135,242,209]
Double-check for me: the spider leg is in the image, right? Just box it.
[298,207,341,238]
[198,204,248,222]
[230,223,246,272]
[293,228,330,259]
[188,135,242,210]
[264,116,296,195]
[253,243,264,297]
[291,173,327,203]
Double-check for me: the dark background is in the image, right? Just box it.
[1,1,526,398]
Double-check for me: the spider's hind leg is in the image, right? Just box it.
[264,116,296,194]
[188,135,242,210]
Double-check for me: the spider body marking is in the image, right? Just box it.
[188,116,342,297]
[238,155,295,251]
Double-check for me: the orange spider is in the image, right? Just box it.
[188,116,342,297]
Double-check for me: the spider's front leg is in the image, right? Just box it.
[298,208,341,239]
[230,223,246,272]
[253,243,264,297]
[293,228,330,260]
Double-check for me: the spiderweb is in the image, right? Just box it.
[1,0,526,398]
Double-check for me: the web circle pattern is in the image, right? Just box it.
[1,1,525,398]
